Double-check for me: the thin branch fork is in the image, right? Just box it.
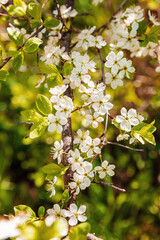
[94,0,128,34]
[72,101,93,113]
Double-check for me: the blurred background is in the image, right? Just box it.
[0,0,160,239]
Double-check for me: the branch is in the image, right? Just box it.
[42,0,49,8]
[106,141,144,152]
[87,233,103,240]
[0,25,45,70]
[0,13,26,20]
[71,101,93,113]
[54,0,68,30]
[92,180,126,192]
[94,0,128,34]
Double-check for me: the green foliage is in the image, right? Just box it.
[27,3,42,21]
[38,206,45,217]
[23,37,43,54]
[36,94,52,116]
[13,52,23,72]
[14,205,36,218]
[62,62,73,76]
[131,121,156,145]
[29,118,48,139]
[69,223,91,240]
[148,26,160,43]
[0,70,8,81]
[137,20,147,34]
[7,26,23,46]
[44,17,60,28]
[62,189,70,203]
[41,163,68,177]
[21,109,43,123]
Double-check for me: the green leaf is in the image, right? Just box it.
[148,26,160,43]
[30,19,42,29]
[137,20,147,35]
[41,163,62,175]
[139,35,149,47]
[62,62,73,76]
[132,121,156,145]
[7,50,20,57]
[39,63,59,75]
[8,5,26,17]
[150,58,158,64]
[38,206,45,217]
[29,119,48,139]
[62,189,69,203]
[14,205,36,218]
[23,37,43,54]
[13,0,23,7]
[13,52,23,72]
[21,109,43,123]
[0,70,8,81]
[7,26,23,46]
[27,3,42,20]
[44,17,60,28]
[36,94,52,115]
[69,223,91,240]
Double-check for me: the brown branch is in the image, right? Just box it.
[0,25,45,70]
[94,0,128,34]
[42,0,49,8]
[0,13,26,20]
[71,101,93,113]
[87,233,103,240]
[60,0,76,208]
[92,180,126,192]
[106,141,144,152]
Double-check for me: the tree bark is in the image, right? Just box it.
[60,0,76,208]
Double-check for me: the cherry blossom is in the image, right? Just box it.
[48,112,67,133]
[53,5,77,19]
[95,160,115,178]
[46,177,57,197]
[65,204,87,226]
[105,51,124,75]
[51,140,63,164]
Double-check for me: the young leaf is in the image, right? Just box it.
[39,63,59,75]
[29,119,48,139]
[0,70,8,81]
[23,37,43,54]
[44,17,60,28]
[69,223,91,240]
[62,62,73,76]
[137,20,147,35]
[8,5,26,17]
[13,52,23,72]
[7,26,23,46]
[27,3,42,20]
[36,94,52,115]
[62,189,69,203]
[14,205,36,218]
[41,163,62,175]
[21,109,43,123]
[131,121,156,145]
[38,206,45,217]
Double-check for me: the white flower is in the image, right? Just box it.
[53,5,77,19]
[46,177,57,197]
[70,172,85,195]
[148,10,159,26]
[73,129,89,149]
[76,26,96,50]
[51,140,63,164]
[65,204,87,226]
[105,51,124,75]
[115,107,143,132]
[81,136,101,157]
[54,96,74,118]
[92,0,103,5]
[47,204,66,220]
[116,134,130,142]
[92,94,113,115]
[76,162,94,189]
[49,85,68,103]
[85,112,104,128]
[105,72,123,89]
[118,58,135,79]
[68,149,84,171]
[48,112,67,133]
[94,35,106,49]
[95,160,115,178]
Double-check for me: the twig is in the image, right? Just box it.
[71,101,93,113]
[87,233,103,240]
[94,0,128,34]
[42,0,49,8]
[20,121,34,125]
[92,180,126,192]
[106,141,144,152]
[54,0,68,30]
[0,25,45,70]
[0,13,26,20]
